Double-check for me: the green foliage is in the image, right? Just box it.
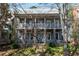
[67,10,72,17]
[46,45,63,56]
[46,47,52,53]
[66,43,78,55]
[12,47,36,56]
[48,43,56,47]
[9,44,63,56]
[71,32,78,39]
[11,42,19,49]
[27,48,35,54]
[10,38,19,49]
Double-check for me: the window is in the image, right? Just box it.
[20,18,24,23]
[37,32,43,43]
[55,32,60,40]
[47,20,51,28]
[28,32,33,40]
[47,32,51,40]
[56,33,58,40]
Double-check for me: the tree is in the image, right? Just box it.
[0,3,11,44]
[70,6,79,55]
[0,3,15,45]
[55,3,72,55]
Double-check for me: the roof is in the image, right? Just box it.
[17,8,59,14]
[14,7,59,19]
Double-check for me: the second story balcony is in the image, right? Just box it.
[16,22,62,29]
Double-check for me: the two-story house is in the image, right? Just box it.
[14,8,64,47]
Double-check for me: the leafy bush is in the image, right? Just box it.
[46,45,63,56]
[48,43,56,47]
[10,44,63,56]
[46,47,52,53]
[71,32,78,39]
[27,48,35,54]
[11,42,19,49]
[11,47,36,56]
[67,43,78,55]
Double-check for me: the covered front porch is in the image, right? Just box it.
[16,29,63,46]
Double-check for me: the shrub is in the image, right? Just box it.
[45,45,63,56]
[48,43,56,47]
[11,43,19,49]
[28,48,35,54]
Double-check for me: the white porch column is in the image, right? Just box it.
[24,17,26,28]
[17,17,20,24]
[54,18,55,28]
[58,19,60,28]
[33,17,37,44]
[58,19,59,29]
[44,17,46,43]
[54,18,56,40]
[16,17,20,29]
[24,17,27,46]
[53,29,56,40]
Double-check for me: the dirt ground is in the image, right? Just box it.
[0,49,18,56]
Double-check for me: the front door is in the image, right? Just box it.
[37,32,43,43]
[47,32,51,42]
[27,32,33,44]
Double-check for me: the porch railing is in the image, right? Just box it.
[17,22,62,29]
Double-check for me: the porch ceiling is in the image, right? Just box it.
[15,13,60,19]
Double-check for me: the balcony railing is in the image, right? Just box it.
[17,23,26,29]
[16,22,62,29]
